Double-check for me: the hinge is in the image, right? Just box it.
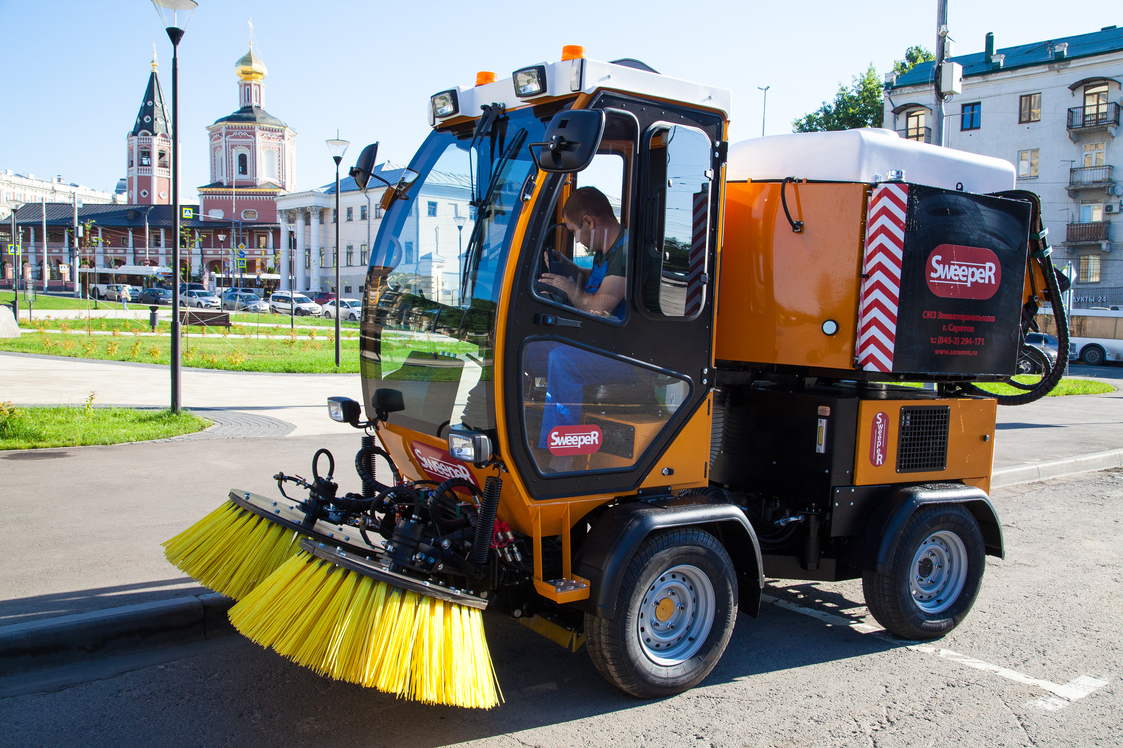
[714,141,728,163]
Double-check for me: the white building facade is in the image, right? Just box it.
[884,26,1123,308]
[0,171,124,222]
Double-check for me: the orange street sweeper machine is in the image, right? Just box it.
[164,49,1071,708]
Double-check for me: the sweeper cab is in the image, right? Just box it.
[166,48,1071,706]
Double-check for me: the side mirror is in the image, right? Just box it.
[529,109,605,173]
[349,142,380,191]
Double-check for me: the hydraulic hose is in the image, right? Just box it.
[429,478,481,534]
[354,436,400,497]
[470,476,502,566]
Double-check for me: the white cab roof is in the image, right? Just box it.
[727,129,1016,194]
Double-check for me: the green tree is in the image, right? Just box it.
[893,46,934,78]
[792,64,883,132]
[792,47,934,133]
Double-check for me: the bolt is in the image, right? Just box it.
[678,604,685,611]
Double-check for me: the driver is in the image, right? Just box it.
[538,187,626,319]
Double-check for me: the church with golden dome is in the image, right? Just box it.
[196,44,295,277]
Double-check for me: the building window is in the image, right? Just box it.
[1084,84,1109,119]
[1084,142,1106,168]
[258,235,268,249]
[140,149,151,166]
[905,110,927,141]
[319,211,324,225]
[319,248,325,268]
[344,285,352,294]
[1019,93,1041,124]
[346,244,354,266]
[360,243,368,264]
[1080,202,1103,223]
[1017,149,1039,179]
[427,201,437,217]
[238,153,248,175]
[360,205,368,221]
[374,206,384,219]
[158,150,169,168]
[405,241,414,263]
[961,102,981,130]
[242,209,258,221]
[332,209,337,223]
[305,249,310,269]
[121,237,128,247]
[1078,254,1101,283]
[346,207,353,222]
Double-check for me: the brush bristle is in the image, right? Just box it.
[229,552,502,709]
[162,501,303,600]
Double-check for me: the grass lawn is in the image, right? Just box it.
[0,400,210,450]
[0,290,104,311]
[16,316,361,339]
[974,376,1115,396]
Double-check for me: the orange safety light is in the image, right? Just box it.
[561,45,585,61]
[475,71,497,86]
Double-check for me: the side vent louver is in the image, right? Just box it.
[897,406,950,472]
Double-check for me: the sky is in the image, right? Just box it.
[0,0,1115,202]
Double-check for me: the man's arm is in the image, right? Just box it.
[539,272,624,315]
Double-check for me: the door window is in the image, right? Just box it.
[639,124,712,318]
[521,340,690,475]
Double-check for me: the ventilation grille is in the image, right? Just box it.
[896,406,950,473]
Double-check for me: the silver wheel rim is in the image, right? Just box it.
[638,564,715,666]
[909,530,968,614]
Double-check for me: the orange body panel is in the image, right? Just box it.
[853,398,996,493]
[716,181,867,370]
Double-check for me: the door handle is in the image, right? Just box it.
[534,313,582,328]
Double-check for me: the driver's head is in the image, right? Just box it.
[563,187,620,253]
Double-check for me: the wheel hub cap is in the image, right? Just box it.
[638,564,716,666]
[909,530,968,615]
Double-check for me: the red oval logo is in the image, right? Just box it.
[410,441,480,488]
[869,412,889,467]
[547,425,603,456]
[926,244,1002,300]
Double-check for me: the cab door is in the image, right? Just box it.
[502,96,725,499]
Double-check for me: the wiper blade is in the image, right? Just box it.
[467,103,505,207]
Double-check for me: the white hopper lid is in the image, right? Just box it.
[727,129,1016,194]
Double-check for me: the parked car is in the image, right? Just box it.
[181,289,221,309]
[179,282,208,294]
[105,284,138,302]
[222,292,268,313]
[1017,333,1059,374]
[269,291,322,316]
[310,291,337,306]
[138,287,173,305]
[321,298,362,321]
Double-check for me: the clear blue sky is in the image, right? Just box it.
[0,0,1112,201]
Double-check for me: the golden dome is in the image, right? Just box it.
[235,46,267,81]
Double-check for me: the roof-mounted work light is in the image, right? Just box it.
[513,65,547,98]
[431,90,459,119]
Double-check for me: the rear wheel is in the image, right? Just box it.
[1080,345,1106,366]
[862,504,985,640]
[585,528,737,698]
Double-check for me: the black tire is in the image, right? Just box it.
[584,528,738,699]
[1080,345,1105,366]
[862,504,985,640]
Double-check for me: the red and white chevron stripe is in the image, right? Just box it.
[856,183,908,372]
[684,188,709,317]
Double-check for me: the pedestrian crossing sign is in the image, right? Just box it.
[182,207,194,219]
[237,260,247,269]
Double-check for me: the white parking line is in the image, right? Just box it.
[761,594,1110,711]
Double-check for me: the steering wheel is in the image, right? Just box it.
[536,222,576,306]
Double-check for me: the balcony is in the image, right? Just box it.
[1065,221,1111,249]
[896,127,932,143]
[1067,103,1119,141]
[1067,164,1115,196]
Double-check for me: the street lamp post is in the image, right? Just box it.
[326,135,349,368]
[152,0,197,414]
[453,214,466,306]
[758,85,770,137]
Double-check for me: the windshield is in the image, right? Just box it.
[361,107,546,436]
[293,295,312,304]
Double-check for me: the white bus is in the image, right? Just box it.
[77,265,172,299]
[1037,308,1123,366]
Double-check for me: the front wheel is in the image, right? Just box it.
[862,504,985,640]
[585,528,737,699]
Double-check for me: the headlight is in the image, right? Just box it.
[447,428,491,465]
[327,396,361,425]
[512,65,546,98]
[430,90,459,119]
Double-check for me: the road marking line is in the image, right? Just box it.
[761,594,1110,710]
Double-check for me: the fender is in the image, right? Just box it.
[844,483,1004,574]
[572,496,764,620]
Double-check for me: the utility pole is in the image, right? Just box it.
[758,86,770,137]
[934,0,949,147]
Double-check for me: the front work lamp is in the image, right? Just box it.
[448,428,492,465]
[327,396,362,426]
[431,90,459,119]
[513,65,547,97]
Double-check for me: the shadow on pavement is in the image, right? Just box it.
[0,578,204,626]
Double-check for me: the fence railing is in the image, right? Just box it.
[1067,102,1121,130]
[1066,222,1111,243]
[1069,165,1114,186]
[895,126,932,143]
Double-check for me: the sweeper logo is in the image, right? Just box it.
[926,244,1001,300]
[410,442,480,487]
[547,425,604,456]
[869,412,889,467]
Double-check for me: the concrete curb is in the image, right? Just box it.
[0,593,234,677]
[991,448,1123,488]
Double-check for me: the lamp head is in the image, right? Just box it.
[151,0,197,44]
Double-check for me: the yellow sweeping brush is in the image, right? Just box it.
[162,490,377,602]
[228,542,502,709]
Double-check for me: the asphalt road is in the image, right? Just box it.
[3,468,1119,748]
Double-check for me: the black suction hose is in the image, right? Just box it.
[354,435,400,497]
[470,476,502,565]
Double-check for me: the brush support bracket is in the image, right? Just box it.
[227,490,381,556]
